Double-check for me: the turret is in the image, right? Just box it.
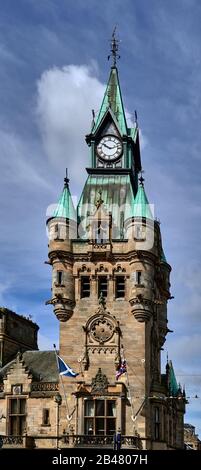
[46,172,77,322]
[126,177,155,322]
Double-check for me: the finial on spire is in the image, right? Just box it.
[64,168,69,187]
[139,170,145,187]
[91,109,95,128]
[108,26,120,67]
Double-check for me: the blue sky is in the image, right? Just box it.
[0,0,201,436]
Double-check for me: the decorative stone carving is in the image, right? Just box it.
[90,317,115,343]
[129,295,153,322]
[81,304,121,370]
[91,368,108,394]
[46,296,75,322]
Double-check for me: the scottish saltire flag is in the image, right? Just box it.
[58,356,79,377]
[116,360,127,380]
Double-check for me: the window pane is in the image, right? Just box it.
[136,271,142,285]
[107,400,116,417]
[84,418,94,435]
[115,276,125,298]
[43,409,50,425]
[19,416,26,435]
[98,276,107,298]
[10,416,18,435]
[20,399,26,414]
[95,418,104,435]
[96,400,104,416]
[10,399,18,414]
[57,271,63,285]
[85,400,94,416]
[106,418,116,435]
[81,276,90,298]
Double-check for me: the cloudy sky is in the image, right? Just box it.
[0,0,201,436]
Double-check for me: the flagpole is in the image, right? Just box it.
[53,344,72,425]
[121,345,136,421]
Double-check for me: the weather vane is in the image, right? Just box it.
[139,170,145,186]
[64,168,69,187]
[108,26,120,67]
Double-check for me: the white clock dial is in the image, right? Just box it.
[96,136,122,160]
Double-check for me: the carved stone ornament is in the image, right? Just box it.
[91,368,108,394]
[90,316,115,343]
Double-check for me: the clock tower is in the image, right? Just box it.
[46,32,186,449]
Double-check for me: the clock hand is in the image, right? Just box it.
[103,143,115,149]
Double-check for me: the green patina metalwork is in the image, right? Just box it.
[161,248,167,263]
[132,184,153,220]
[53,184,76,221]
[168,361,179,397]
[77,174,135,238]
[92,67,127,135]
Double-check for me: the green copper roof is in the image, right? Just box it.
[93,67,127,135]
[168,361,179,396]
[53,183,76,221]
[78,174,135,239]
[132,184,153,219]
[128,126,138,142]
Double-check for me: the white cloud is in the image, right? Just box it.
[36,64,105,186]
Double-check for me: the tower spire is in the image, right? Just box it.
[108,26,120,67]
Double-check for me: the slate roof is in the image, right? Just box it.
[0,351,59,383]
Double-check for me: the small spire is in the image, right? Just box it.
[108,26,120,67]
[64,168,69,187]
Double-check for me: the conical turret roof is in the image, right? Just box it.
[132,179,153,219]
[53,175,76,221]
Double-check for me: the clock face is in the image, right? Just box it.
[96,135,122,160]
